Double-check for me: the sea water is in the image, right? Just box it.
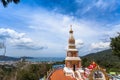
[26,57,64,62]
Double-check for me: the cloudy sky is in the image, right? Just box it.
[0,0,120,57]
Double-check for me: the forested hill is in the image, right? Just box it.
[81,49,120,72]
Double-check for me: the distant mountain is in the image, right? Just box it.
[20,56,34,59]
[0,56,35,61]
[81,49,120,72]
[0,55,20,61]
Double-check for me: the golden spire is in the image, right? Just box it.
[69,25,73,33]
[70,24,72,30]
[69,25,75,45]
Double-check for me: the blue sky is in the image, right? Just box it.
[0,0,120,57]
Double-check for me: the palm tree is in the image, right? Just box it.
[1,0,20,7]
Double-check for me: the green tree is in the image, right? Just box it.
[1,0,20,7]
[110,33,120,58]
[82,58,89,67]
[0,69,4,80]
[16,63,52,80]
[17,69,37,80]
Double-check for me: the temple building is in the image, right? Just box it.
[64,25,84,80]
[47,25,110,80]
[48,25,85,80]
[64,25,81,72]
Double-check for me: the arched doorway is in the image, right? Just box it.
[73,64,76,71]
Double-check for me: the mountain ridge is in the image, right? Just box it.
[81,49,120,72]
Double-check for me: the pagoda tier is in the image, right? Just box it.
[64,25,81,72]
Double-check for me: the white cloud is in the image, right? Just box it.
[0,28,25,39]
[77,0,118,15]
[0,4,120,56]
[11,8,120,55]
[106,24,120,36]
[75,39,84,49]
[26,11,103,40]
[95,0,108,9]
[95,0,117,10]
[91,41,110,51]
[0,28,46,50]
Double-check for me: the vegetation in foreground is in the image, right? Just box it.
[82,33,120,73]
[0,62,52,80]
[110,33,120,58]
[0,49,120,80]
[82,49,120,72]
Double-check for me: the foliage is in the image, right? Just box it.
[0,63,52,80]
[17,69,37,80]
[1,0,20,7]
[81,49,120,72]
[110,33,120,58]
[0,68,4,80]
[0,65,16,80]
[16,63,52,80]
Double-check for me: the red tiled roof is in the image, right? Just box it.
[49,69,76,80]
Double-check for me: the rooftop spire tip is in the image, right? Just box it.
[70,25,73,30]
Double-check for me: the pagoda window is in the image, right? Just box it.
[68,52,72,57]
[67,61,71,68]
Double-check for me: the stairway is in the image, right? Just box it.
[74,71,84,80]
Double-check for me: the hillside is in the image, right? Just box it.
[0,55,20,61]
[81,49,120,72]
[0,56,35,61]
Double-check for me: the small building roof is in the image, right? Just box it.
[49,69,76,80]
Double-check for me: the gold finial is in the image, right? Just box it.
[70,25,72,30]
[70,25,73,33]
